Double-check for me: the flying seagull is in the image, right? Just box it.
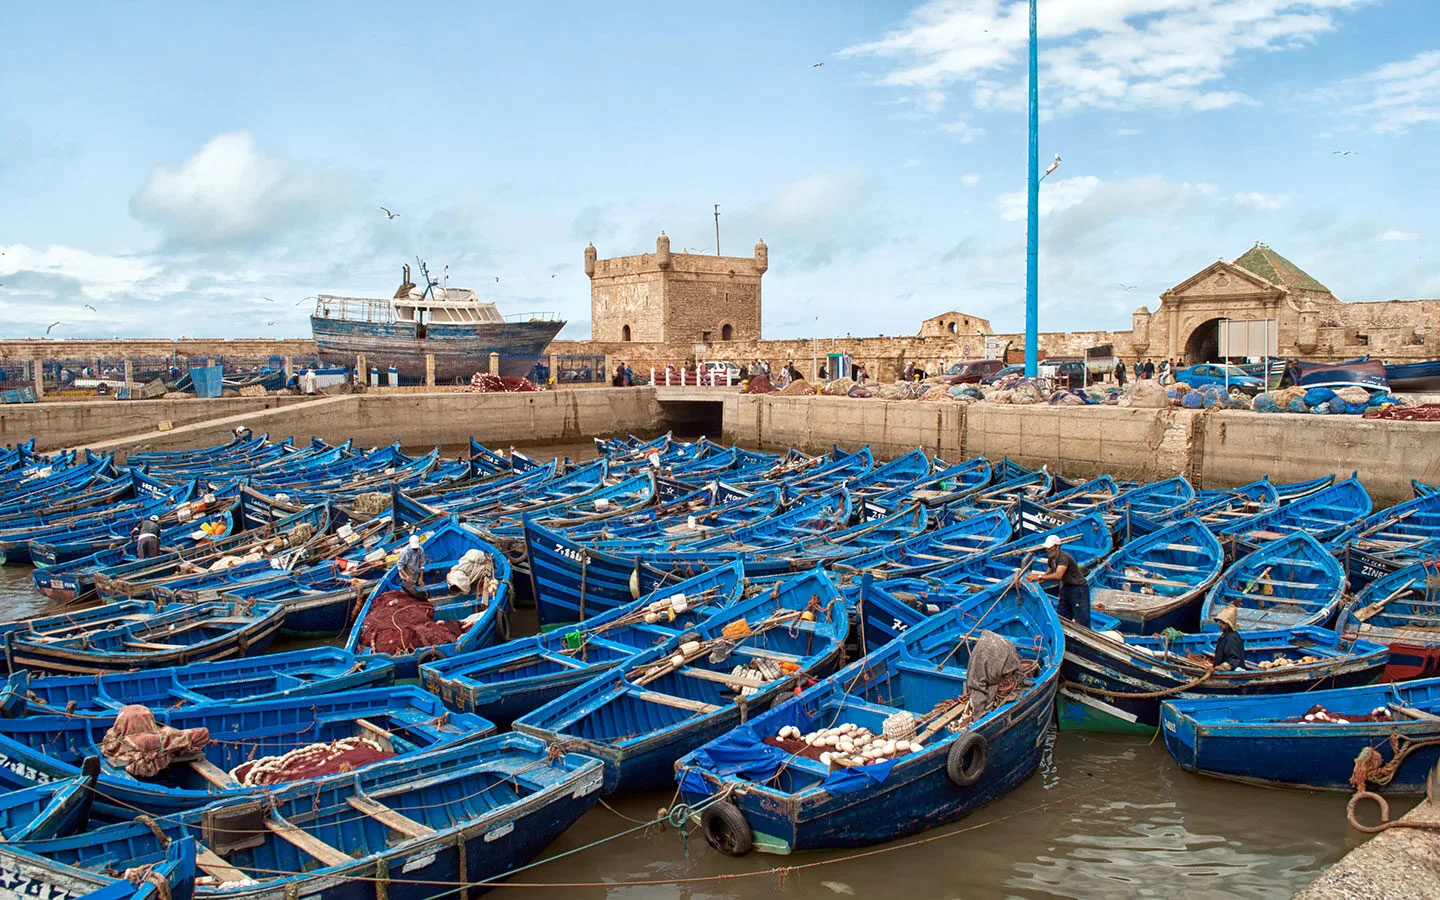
[265,321,276,327]
[380,207,400,219]
[261,296,274,302]
[494,275,501,282]
[551,273,558,278]
[1120,283,1137,291]
[83,304,97,311]
[1332,150,1356,156]
[46,321,62,334]
[812,62,824,68]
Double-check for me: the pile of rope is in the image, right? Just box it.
[231,736,395,786]
[467,373,537,393]
[357,591,463,654]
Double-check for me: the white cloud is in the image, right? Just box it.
[941,119,986,143]
[0,243,171,300]
[961,173,982,186]
[720,173,887,271]
[842,1,1371,116]
[1232,192,1290,210]
[902,158,925,168]
[994,175,1101,221]
[1378,230,1419,242]
[130,132,344,246]
[1326,49,1440,134]
[1114,128,1144,137]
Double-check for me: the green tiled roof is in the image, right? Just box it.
[1232,243,1329,293]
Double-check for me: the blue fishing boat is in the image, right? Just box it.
[10,734,600,900]
[927,512,1113,593]
[1042,475,1120,519]
[1337,561,1440,681]
[1085,518,1224,634]
[1199,532,1345,632]
[970,468,1053,511]
[0,599,285,675]
[1161,677,1440,792]
[421,562,745,723]
[1165,477,1280,532]
[0,648,395,717]
[1218,474,1372,554]
[868,456,992,509]
[1384,358,1440,391]
[0,686,492,812]
[1296,357,1389,391]
[1273,473,1336,503]
[673,575,1060,855]
[832,509,1012,581]
[1332,490,1440,590]
[514,568,851,792]
[1416,479,1438,498]
[1057,623,1388,734]
[0,837,196,900]
[345,517,513,678]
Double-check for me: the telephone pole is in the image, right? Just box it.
[713,204,721,256]
[1024,0,1039,377]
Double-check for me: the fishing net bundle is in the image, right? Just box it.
[357,591,464,654]
[350,492,391,517]
[764,721,924,766]
[743,374,774,394]
[1289,703,1395,725]
[776,379,812,396]
[100,705,211,778]
[445,549,496,594]
[230,736,396,786]
[964,630,1025,719]
[466,373,537,393]
[821,378,856,397]
[729,656,783,698]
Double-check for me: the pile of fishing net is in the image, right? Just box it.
[1252,385,1407,415]
[1117,379,1168,408]
[350,492,391,516]
[1047,389,1089,406]
[467,373,537,393]
[230,737,396,786]
[100,705,211,778]
[1364,402,1440,421]
[776,378,812,396]
[989,379,1045,405]
[919,386,955,402]
[847,384,874,398]
[821,377,856,396]
[949,384,985,402]
[357,591,463,654]
[743,373,774,394]
[1287,703,1395,725]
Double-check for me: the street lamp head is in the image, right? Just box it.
[1043,154,1062,178]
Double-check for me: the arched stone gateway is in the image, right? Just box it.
[1183,318,1223,364]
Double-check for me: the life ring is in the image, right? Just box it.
[700,800,753,857]
[946,731,987,787]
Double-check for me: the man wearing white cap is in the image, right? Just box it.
[397,533,427,600]
[135,514,163,559]
[1027,534,1090,627]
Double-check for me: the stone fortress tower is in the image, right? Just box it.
[584,233,767,344]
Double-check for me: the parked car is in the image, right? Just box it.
[1176,363,1264,396]
[979,364,1025,385]
[1043,359,1089,390]
[939,359,1006,385]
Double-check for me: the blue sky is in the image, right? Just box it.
[1,0,1436,341]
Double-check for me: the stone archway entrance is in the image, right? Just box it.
[1183,318,1223,364]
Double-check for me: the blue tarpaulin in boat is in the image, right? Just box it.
[683,698,897,795]
[190,364,223,398]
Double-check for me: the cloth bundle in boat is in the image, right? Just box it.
[100,705,211,778]
[231,736,395,786]
[358,591,464,654]
[446,549,495,594]
[966,631,1021,719]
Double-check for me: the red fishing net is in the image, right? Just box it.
[1363,404,1440,421]
[100,705,211,778]
[358,591,463,654]
[1287,703,1396,724]
[231,737,396,786]
[467,373,537,393]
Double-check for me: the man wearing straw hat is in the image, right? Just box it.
[1028,534,1090,627]
[1211,606,1246,671]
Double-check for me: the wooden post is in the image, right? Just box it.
[123,359,135,391]
[32,359,44,399]
[425,353,436,387]
[353,354,365,381]
[284,355,294,378]
[489,352,500,375]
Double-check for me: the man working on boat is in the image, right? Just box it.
[398,534,427,600]
[1028,534,1090,627]
[1211,606,1245,670]
[135,514,162,559]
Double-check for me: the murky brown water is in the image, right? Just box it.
[0,435,1407,898]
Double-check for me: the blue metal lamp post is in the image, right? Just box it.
[1024,0,1039,377]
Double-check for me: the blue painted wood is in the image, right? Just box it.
[1161,677,1440,792]
[674,575,1061,854]
[1218,474,1372,554]
[514,568,851,793]
[1337,560,1440,681]
[1199,532,1345,631]
[1085,517,1225,634]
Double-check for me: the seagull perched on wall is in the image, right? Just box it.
[1332,150,1356,156]
[46,321,62,334]
[381,207,400,219]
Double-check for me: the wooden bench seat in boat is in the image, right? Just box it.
[347,795,435,838]
[265,816,353,867]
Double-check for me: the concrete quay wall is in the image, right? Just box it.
[721,395,1440,505]
[3,395,313,451]
[76,389,663,459]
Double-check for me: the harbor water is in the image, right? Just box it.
[0,436,1413,900]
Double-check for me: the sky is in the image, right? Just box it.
[1,0,1437,342]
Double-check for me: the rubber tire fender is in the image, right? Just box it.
[495,609,512,643]
[700,800,753,857]
[416,648,445,666]
[946,731,988,788]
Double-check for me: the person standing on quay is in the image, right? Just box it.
[1028,534,1090,627]
[1143,359,1156,380]
[1133,359,1143,380]
[1114,359,1128,386]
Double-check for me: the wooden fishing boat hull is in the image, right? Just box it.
[1057,623,1389,734]
[1161,678,1440,792]
[0,838,196,900]
[1337,561,1440,682]
[312,315,565,382]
